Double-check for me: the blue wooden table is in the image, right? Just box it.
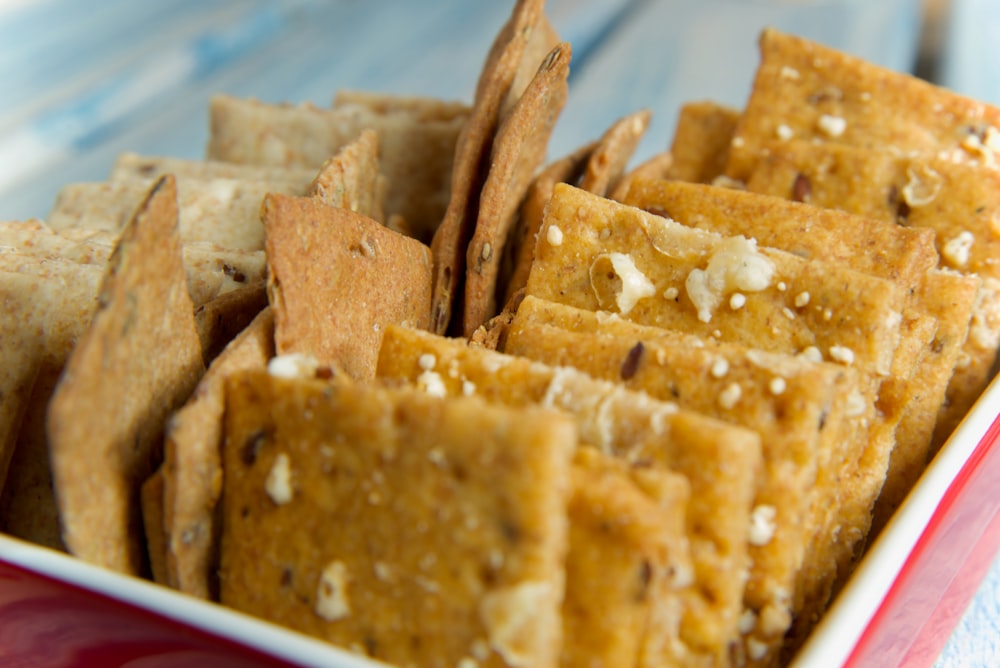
[0,1,996,665]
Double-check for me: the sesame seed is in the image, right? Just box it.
[794,291,810,308]
[711,357,730,378]
[769,377,787,395]
[719,382,742,409]
[730,293,747,309]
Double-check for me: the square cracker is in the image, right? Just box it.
[565,447,692,668]
[207,93,465,244]
[527,183,905,377]
[308,129,387,226]
[666,100,741,185]
[376,323,762,663]
[47,175,206,575]
[163,307,276,600]
[220,370,575,668]
[742,139,1000,440]
[262,193,431,381]
[725,28,1000,181]
[504,295,863,662]
[463,42,571,336]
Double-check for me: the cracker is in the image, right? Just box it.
[110,151,318,184]
[207,94,465,243]
[262,193,431,380]
[565,447,691,668]
[428,0,546,333]
[141,467,168,585]
[163,307,277,599]
[743,139,1000,435]
[504,142,595,306]
[0,219,113,266]
[527,183,906,376]
[333,90,471,123]
[220,370,575,668]
[193,280,268,365]
[504,295,862,661]
[463,42,571,336]
[47,175,206,575]
[620,177,939,289]
[376,324,762,662]
[49,177,305,251]
[608,151,674,203]
[0,261,105,550]
[309,129,386,225]
[0,302,41,496]
[666,100,740,184]
[579,109,652,197]
[725,28,1000,181]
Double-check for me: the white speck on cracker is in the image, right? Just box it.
[719,382,742,410]
[462,379,477,396]
[373,561,394,583]
[780,65,800,80]
[942,231,974,268]
[739,609,758,634]
[776,124,794,141]
[480,581,554,667]
[730,293,746,310]
[748,638,770,661]
[590,252,656,315]
[798,346,823,363]
[794,291,811,308]
[663,286,679,301]
[829,345,855,365]
[546,224,564,246]
[748,505,777,546]
[418,353,437,371]
[817,114,847,138]
[417,370,447,397]
[711,357,730,378]
[769,377,787,395]
[267,353,320,379]
[902,164,943,206]
[315,560,351,621]
[265,453,293,505]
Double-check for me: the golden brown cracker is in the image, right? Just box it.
[464,42,571,336]
[666,100,741,184]
[47,175,206,575]
[504,295,858,661]
[262,193,431,380]
[565,447,691,668]
[163,307,276,600]
[207,94,464,243]
[141,467,169,586]
[308,128,386,224]
[376,323,762,662]
[528,184,905,377]
[608,151,674,203]
[726,28,1000,181]
[620,177,939,288]
[579,109,652,197]
[429,0,546,334]
[220,370,575,668]
[0,296,42,495]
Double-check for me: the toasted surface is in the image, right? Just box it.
[163,307,275,599]
[565,447,692,668]
[666,101,740,184]
[111,151,319,184]
[308,129,386,225]
[579,109,652,197]
[527,184,905,377]
[376,323,761,662]
[725,28,1000,181]
[47,176,205,575]
[262,193,432,381]
[505,295,862,662]
[220,370,575,668]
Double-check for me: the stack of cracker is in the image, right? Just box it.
[1,2,997,666]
